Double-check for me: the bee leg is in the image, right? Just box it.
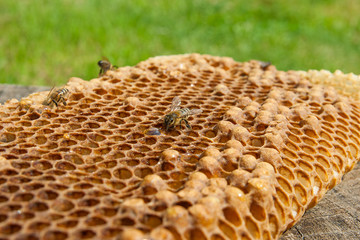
[178,119,183,130]
[184,120,192,130]
[60,97,67,106]
[52,99,58,107]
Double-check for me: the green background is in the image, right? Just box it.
[0,0,359,86]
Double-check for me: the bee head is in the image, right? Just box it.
[164,113,176,131]
[98,60,110,68]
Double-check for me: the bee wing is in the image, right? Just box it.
[102,56,110,61]
[170,96,181,111]
[145,127,161,136]
[48,86,55,95]
[259,61,271,69]
[42,86,56,105]
[46,86,56,98]
[189,108,203,115]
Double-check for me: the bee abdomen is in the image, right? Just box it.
[57,88,69,96]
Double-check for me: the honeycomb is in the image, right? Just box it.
[0,54,359,240]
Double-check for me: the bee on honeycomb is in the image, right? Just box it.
[98,57,117,76]
[42,87,69,107]
[163,96,202,131]
[15,98,33,111]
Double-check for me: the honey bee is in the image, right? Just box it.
[164,96,202,131]
[42,87,70,107]
[259,61,271,70]
[98,57,117,77]
[16,98,32,111]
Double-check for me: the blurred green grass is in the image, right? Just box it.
[0,0,359,86]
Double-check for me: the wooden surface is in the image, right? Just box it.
[0,84,359,240]
[0,84,50,104]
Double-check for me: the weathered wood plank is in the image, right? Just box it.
[0,84,50,104]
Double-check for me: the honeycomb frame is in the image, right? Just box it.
[0,54,359,240]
